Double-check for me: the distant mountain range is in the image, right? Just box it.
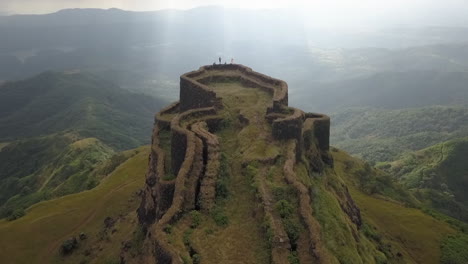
[2,7,468,101]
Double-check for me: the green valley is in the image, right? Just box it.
[0,71,166,220]
[0,71,166,150]
[379,137,468,222]
[331,106,468,163]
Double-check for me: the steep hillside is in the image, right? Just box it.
[0,133,119,219]
[0,71,166,150]
[379,137,468,222]
[0,146,149,264]
[333,149,468,264]
[331,106,468,163]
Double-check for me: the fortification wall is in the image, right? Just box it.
[180,64,288,112]
[183,136,204,211]
[155,101,180,130]
[170,107,217,175]
[202,64,288,109]
[191,121,221,212]
[155,128,198,224]
[138,123,170,227]
[152,107,220,264]
[179,76,221,111]
[283,140,328,263]
[257,172,291,264]
[272,108,304,140]
[304,113,330,152]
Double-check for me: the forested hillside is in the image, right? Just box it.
[331,106,468,162]
[0,71,166,150]
[0,71,166,219]
[378,138,468,222]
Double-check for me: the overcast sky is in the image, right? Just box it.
[0,0,466,14]
[1,0,467,27]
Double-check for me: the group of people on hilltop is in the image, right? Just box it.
[214,57,234,65]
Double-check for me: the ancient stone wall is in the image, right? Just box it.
[304,113,330,152]
[155,101,179,130]
[283,140,329,263]
[180,64,288,112]
[179,76,220,111]
[191,121,221,212]
[137,123,169,227]
[272,108,304,140]
[202,64,288,109]
[170,107,217,175]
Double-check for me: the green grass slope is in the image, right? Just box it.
[332,149,468,264]
[379,137,468,222]
[0,132,140,221]
[0,71,166,150]
[331,105,468,163]
[0,146,149,264]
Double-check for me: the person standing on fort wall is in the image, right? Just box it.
[218,57,221,64]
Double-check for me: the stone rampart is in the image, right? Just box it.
[170,107,217,175]
[283,140,328,263]
[191,121,221,212]
[155,101,180,130]
[202,64,288,109]
[137,123,170,227]
[179,76,221,111]
[304,113,330,152]
[180,64,288,112]
[272,107,304,140]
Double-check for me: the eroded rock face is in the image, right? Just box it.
[135,64,345,264]
[340,185,363,228]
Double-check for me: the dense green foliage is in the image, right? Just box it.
[332,105,468,162]
[0,71,166,219]
[0,71,166,150]
[0,134,116,218]
[378,138,468,221]
[441,234,468,264]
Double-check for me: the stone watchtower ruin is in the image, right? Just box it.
[136,64,333,264]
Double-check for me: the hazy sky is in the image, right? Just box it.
[1,0,467,15]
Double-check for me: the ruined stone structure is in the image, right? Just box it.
[136,64,344,264]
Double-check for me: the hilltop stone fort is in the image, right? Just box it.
[135,64,355,264]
